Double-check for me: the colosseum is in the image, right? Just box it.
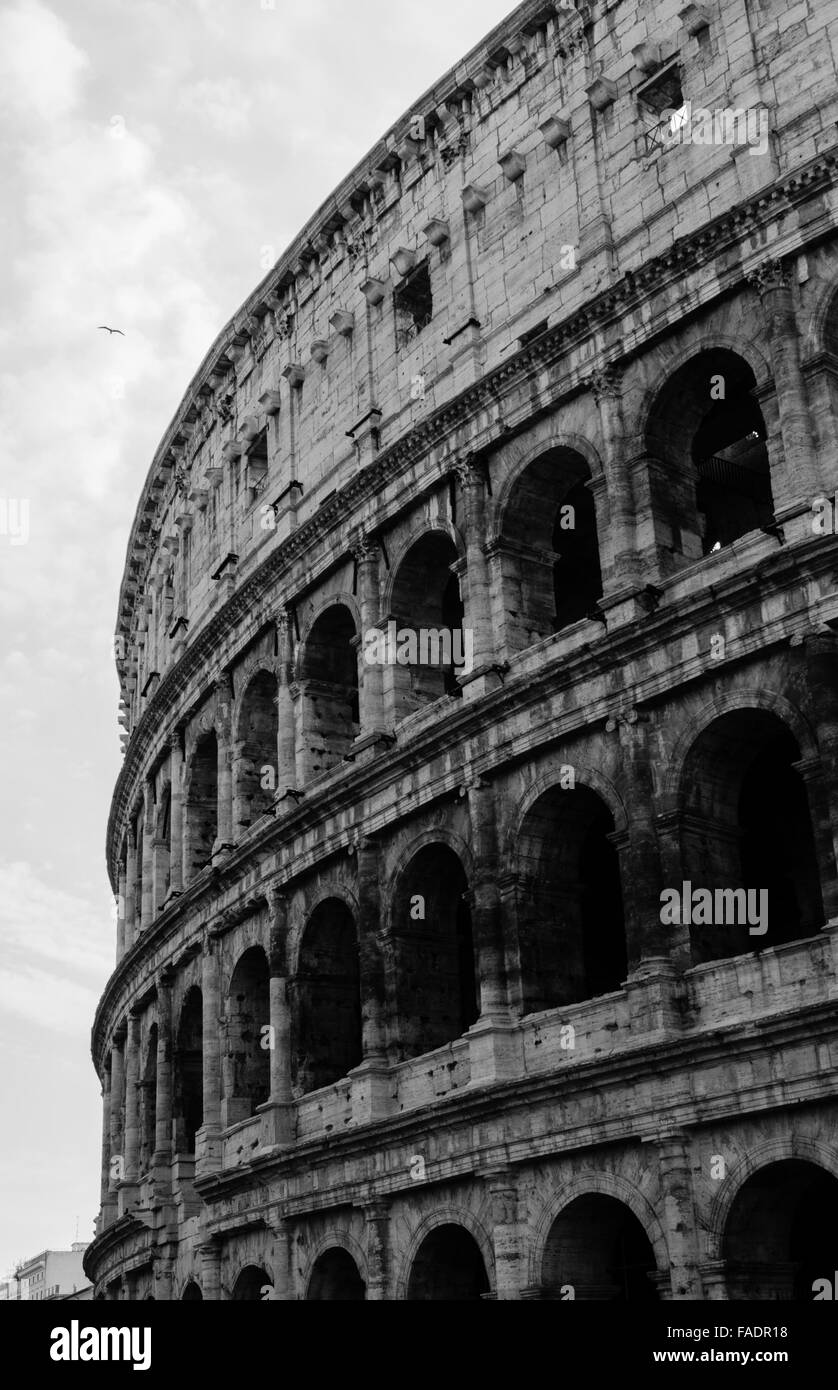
[86,0,838,1301]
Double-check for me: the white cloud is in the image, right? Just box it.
[0,0,88,123]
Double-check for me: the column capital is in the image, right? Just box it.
[351,530,379,564]
[450,453,487,488]
[748,256,792,297]
[156,967,175,992]
[585,364,622,403]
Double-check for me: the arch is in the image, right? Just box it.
[539,1192,661,1300]
[173,986,203,1155]
[139,1023,158,1175]
[705,1136,838,1261]
[297,602,359,776]
[514,779,627,1012]
[491,430,607,531]
[405,1222,491,1301]
[495,443,604,653]
[660,691,819,809]
[721,1158,838,1300]
[507,763,629,861]
[231,1265,273,1301]
[382,518,465,612]
[181,1280,203,1301]
[389,841,478,1061]
[633,333,773,446]
[531,1172,670,1287]
[642,346,774,560]
[224,945,270,1125]
[674,706,824,963]
[306,1247,366,1301]
[292,897,362,1096]
[386,529,465,717]
[184,731,218,882]
[233,669,279,831]
[802,273,838,360]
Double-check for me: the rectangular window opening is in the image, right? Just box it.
[394,261,433,351]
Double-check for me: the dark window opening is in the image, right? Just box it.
[395,262,432,350]
[552,479,604,631]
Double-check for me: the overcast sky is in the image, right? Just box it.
[0,0,515,1280]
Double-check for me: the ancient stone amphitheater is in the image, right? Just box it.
[86,0,838,1300]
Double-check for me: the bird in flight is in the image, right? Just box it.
[98,325,125,335]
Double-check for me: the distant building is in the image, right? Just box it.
[14,1245,89,1302]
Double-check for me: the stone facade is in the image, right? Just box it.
[87,0,838,1300]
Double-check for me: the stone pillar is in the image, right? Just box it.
[353,537,388,741]
[275,611,297,796]
[269,1216,292,1300]
[587,367,642,595]
[199,1239,222,1301]
[792,754,838,924]
[749,259,817,520]
[215,672,234,850]
[140,783,155,932]
[168,733,184,897]
[467,778,519,1083]
[153,971,173,1179]
[350,840,390,1123]
[454,459,500,701]
[803,633,838,907]
[196,935,222,1174]
[609,710,667,968]
[647,1131,702,1298]
[123,1011,141,1190]
[257,886,294,1149]
[483,1168,523,1300]
[116,861,126,961]
[99,1063,116,1228]
[124,825,137,951]
[357,839,386,1060]
[363,1201,391,1301]
[109,1030,125,1194]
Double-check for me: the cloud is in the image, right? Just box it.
[177,77,253,136]
[0,0,89,123]
[0,861,113,1035]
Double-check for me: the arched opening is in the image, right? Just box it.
[406,1225,490,1300]
[154,785,171,909]
[299,605,360,777]
[224,946,270,1126]
[391,844,478,1061]
[306,1248,366,1301]
[292,898,362,1096]
[516,784,627,1013]
[542,1195,660,1300]
[679,710,824,964]
[234,670,279,832]
[185,732,218,882]
[645,348,774,563]
[723,1161,838,1299]
[173,986,203,1155]
[499,448,603,654]
[182,1281,203,1301]
[232,1266,272,1301]
[139,1024,157,1176]
[388,532,465,720]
